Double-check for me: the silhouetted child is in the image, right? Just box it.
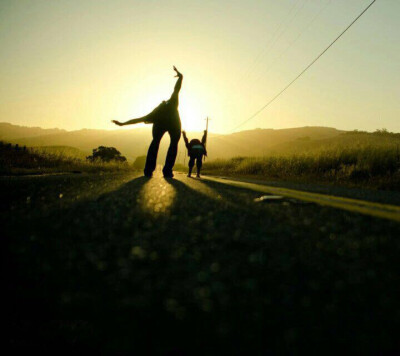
[182,130,207,178]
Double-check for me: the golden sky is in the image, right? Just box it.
[0,0,399,133]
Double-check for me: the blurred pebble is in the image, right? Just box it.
[254,195,284,202]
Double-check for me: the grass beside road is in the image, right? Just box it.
[0,142,134,175]
[203,146,400,190]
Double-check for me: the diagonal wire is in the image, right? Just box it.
[231,0,377,132]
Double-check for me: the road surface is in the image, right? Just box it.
[2,171,400,354]
[203,175,400,222]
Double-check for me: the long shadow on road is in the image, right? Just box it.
[3,173,400,354]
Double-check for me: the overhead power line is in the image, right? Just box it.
[231,0,377,132]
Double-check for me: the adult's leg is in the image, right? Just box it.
[196,154,203,177]
[188,156,195,177]
[144,125,165,177]
[163,122,181,177]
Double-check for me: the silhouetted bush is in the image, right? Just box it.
[87,146,127,163]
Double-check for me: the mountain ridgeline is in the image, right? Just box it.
[1,122,398,163]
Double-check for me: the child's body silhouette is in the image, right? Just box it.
[182,130,207,178]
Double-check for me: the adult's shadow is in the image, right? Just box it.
[5,174,251,351]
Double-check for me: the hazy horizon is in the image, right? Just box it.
[5,120,396,136]
[1,0,399,133]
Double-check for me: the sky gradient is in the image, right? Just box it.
[0,0,399,133]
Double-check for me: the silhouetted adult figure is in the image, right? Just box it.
[112,66,183,178]
[182,130,207,178]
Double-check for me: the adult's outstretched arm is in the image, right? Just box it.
[112,101,165,126]
[170,66,183,101]
[112,115,149,126]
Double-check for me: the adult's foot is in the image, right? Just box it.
[162,168,174,178]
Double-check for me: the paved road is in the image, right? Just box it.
[203,175,400,222]
[207,174,400,206]
[2,172,400,354]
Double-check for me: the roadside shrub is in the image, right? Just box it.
[87,146,127,163]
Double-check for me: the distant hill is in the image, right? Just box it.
[2,127,154,161]
[269,130,400,155]
[0,122,66,140]
[0,123,343,162]
[2,122,397,162]
[209,127,342,158]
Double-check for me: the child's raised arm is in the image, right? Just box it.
[182,130,190,149]
[201,130,208,145]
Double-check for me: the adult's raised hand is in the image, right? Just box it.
[173,66,182,78]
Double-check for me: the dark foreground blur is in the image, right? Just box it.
[2,172,400,354]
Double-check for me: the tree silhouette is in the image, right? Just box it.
[86,146,127,163]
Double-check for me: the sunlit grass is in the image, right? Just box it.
[0,142,134,175]
[203,146,400,189]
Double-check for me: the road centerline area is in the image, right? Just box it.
[202,175,400,222]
